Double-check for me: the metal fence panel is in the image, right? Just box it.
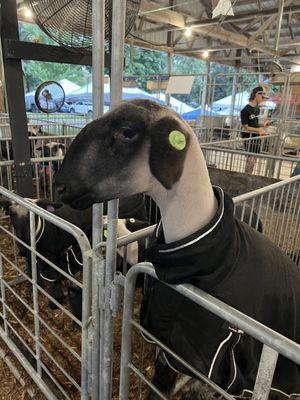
[0,186,92,399]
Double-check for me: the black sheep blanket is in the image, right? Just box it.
[140,187,300,397]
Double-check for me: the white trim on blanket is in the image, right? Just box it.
[158,187,225,254]
[208,331,233,379]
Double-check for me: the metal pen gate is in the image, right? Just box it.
[0,186,92,399]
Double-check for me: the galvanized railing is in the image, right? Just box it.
[201,140,300,180]
[119,263,300,400]
[0,186,92,400]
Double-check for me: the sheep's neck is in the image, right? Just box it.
[150,138,218,244]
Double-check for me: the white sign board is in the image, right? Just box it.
[166,76,195,94]
[212,0,234,18]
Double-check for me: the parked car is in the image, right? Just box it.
[25,93,38,112]
[59,102,71,113]
[69,101,93,116]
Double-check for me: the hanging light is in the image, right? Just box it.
[185,27,192,37]
[202,50,209,59]
[24,7,33,18]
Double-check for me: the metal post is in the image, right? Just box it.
[91,204,104,400]
[252,345,278,400]
[101,2,126,399]
[29,211,42,377]
[81,253,93,400]
[229,71,239,128]
[92,0,106,119]
[119,264,138,400]
[0,0,33,197]
[274,0,285,53]
[165,53,173,107]
[91,1,105,398]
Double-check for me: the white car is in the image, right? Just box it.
[69,101,93,116]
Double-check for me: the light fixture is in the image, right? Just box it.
[185,28,192,37]
[24,7,33,18]
[202,50,209,59]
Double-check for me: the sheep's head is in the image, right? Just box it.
[55,99,191,209]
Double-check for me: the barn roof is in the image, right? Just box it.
[129,0,300,72]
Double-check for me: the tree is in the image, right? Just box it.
[19,22,90,92]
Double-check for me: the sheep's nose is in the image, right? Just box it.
[56,184,66,196]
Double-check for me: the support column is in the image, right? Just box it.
[0,0,33,196]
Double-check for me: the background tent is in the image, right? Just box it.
[181,107,219,120]
[66,82,165,105]
[212,91,276,114]
[155,93,195,114]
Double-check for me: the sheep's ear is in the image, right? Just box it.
[0,198,13,214]
[149,117,189,189]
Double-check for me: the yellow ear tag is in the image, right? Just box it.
[169,130,186,150]
[103,229,107,239]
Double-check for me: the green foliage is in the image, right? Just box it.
[19,22,90,92]
[23,61,90,92]
[19,22,56,45]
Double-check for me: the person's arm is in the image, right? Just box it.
[242,124,267,136]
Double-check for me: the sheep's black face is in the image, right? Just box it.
[55,99,190,209]
[55,102,151,209]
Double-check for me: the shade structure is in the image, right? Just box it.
[181,107,219,120]
[66,83,165,105]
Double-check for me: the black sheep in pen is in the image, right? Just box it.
[55,100,300,399]
[1,194,146,320]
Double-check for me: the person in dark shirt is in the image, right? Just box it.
[240,86,269,174]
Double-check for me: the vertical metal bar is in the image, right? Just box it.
[281,183,296,251]
[200,73,208,126]
[81,253,93,400]
[119,269,137,400]
[92,1,106,397]
[277,183,291,248]
[91,203,103,400]
[101,1,126,398]
[0,254,8,335]
[165,53,172,107]
[229,72,238,127]
[274,0,285,52]
[92,0,105,119]
[0,0,33,197]
[29,211,42,377]
[252,345,278,400]
[102,199,119,400]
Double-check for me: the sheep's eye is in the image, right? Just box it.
[115,127,138,142]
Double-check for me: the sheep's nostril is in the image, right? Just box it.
[56,184,66,196]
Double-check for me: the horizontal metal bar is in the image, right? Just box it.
[127,263,300,365]
[201,134,279,147]
[233,175,300,203]
[0,187,91,255]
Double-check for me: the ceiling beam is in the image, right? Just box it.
[139,0,277,55]
[248,15,277,45]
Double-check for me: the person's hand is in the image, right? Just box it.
[258,127,267,136]
[263,120,271,127]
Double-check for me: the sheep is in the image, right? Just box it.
[2,193,147,319]
[55,99,300,398]
[35,142,66,175]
